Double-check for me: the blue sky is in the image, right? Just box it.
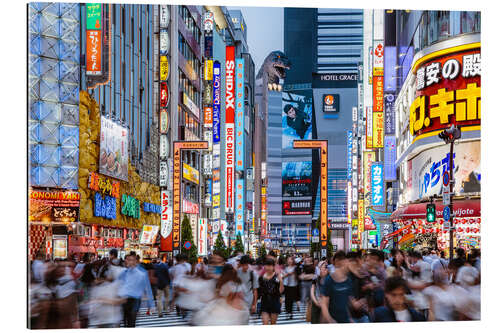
[227,6,284,74]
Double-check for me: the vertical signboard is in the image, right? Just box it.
[384,136,397,181]
[235,58,245,172]
[371,163,384,207]
[86,30,102,75]
[363,151,376,195]
[235,179,244,235]
[213,61,221,143]
[366,107,373,149]
[347,131,353,180]
[160,190,173,238]
[384,94,396,135]
[358,199,364,232]
[293,140,328,248]
[261,187,267,237]
[347,181,352,224]
[373,111,384,148]
[198,218,207,256]
[86,3,102,30]
[172,142,208,252]
[373,41,384,76]
[225,46,236,212]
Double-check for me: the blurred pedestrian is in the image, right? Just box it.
[258,258,284,325]
[117,253,155,327]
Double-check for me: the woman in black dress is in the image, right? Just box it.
[258,258,284,325]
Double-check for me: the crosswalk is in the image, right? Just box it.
[133,302,308,327]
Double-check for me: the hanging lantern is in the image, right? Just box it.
[466,227,470,233]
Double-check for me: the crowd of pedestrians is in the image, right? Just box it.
[29,247,481,328]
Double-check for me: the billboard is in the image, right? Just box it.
[373,111,384,148]
[384,94,396,135]
[406,140,480,201]
[366,107,373,148]
[86,3,102,30]
[384,136,397,181]
[282,91,313,149]
[347,131,353,180]
[213,61,221,143]
[99,116,128,181]
[29,190,80,223]
[410,46,480,140]
[282,199,312,215]
[183,163,200,185]
[323,94,339,113]
[282,161,313,197]
[371,163,384,207]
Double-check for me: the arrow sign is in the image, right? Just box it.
[312,228,319,237]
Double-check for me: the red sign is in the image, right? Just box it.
[204,107,213,126]
[160,82,169,107]
[410,46,481,139]
[86,30,102,75]
[88,172,120,198]
[182,199,199,214]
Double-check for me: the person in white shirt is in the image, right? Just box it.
[282,256,299,320]
[407,251,432,318]
[423,266,457,321]
[236,255,259,314]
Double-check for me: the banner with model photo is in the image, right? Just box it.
[282,91,313,149]
[282,161,313,197]
[99,116,129,181]
[407,140,480,202]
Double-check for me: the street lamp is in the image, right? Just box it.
[438,124,461,259]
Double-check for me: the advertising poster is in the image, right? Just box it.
[29,190,80,223]
[198,218,208,256]
[384,136,397,181]
[408,140,480,201]
[371,163,384,207]
[213,61,221,143]
[282,161,313,197]
[282,91,313,149]
[411,47,480,140]
[140,225,159,245]
[235,179,244,235]
[99,116,129,181]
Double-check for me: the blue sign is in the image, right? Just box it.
[143,202,161,214]
[94,193,116,219]
[443,206,451,222]
[184,241,192,250]
[371,163,384,207]
[384,136,397,181]
[443,171,450,187]
[312,228,319,237]
[347,131,353,180]
[212,61,221,143]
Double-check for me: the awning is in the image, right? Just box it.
[391,199,481,220]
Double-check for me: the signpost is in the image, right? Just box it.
[443,206,451,222]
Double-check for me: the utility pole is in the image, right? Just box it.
[438,125,461,259]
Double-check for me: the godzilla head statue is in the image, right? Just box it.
[257,51,291,90]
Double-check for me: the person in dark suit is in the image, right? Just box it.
[372,277,426,322]
[284,104,310,139]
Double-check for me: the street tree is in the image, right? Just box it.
[180,214,198,263]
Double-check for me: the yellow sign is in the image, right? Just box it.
[358,199,364,232]
[204,60,213,81]
[293,140,324,149]
[183,163,200,184]
[372,112,384,148]
[160,56,169,81]
[366,107,373,149]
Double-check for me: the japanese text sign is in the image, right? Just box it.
[86,30,102,75]
[371,163,384,207]
[88,172,120,198]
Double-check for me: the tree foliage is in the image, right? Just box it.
[234,234,245,254]
[180,214,198,263]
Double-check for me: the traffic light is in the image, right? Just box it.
[438,125,461,143]
[426,203,436,222]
